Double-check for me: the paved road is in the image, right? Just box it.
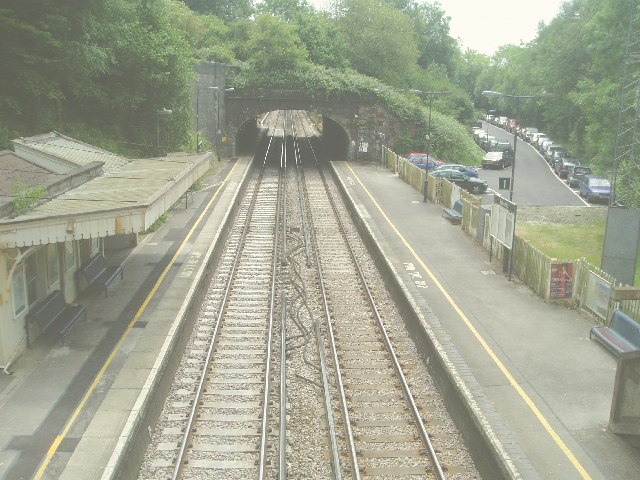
[479,123,589,207]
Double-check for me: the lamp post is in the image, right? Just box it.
[409,89,450,202]
[156,108,172,156]
[482,90,552,202]
[196,86,218,153]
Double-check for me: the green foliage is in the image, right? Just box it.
[404,2,458,76]
[475,0,635,190]
[335,0,419,86]
[295,10,351,70]
[247,14,309,74]
[0,0,196,157]
[10,180,46,216]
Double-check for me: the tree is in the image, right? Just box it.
[182,0,254,23]
[246,14,309,80]
[295,10,351,69]
[405,2,458,76]
[335,0,419,86]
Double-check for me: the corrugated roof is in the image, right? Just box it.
[14,155,202,219]
[12,131,129,172]
[0,150,60,206]
[0,152,213,248]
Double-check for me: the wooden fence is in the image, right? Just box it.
[379,146,640,324]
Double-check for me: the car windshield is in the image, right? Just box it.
[575,167,591,174]
[589,178,610,187]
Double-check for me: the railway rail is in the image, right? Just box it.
[139,110,480,479]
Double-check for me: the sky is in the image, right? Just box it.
[439,0,566,55]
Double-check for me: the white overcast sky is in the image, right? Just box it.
[308,0,566,56]
[440,0,565,55]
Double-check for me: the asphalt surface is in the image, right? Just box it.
[479,123,588,207]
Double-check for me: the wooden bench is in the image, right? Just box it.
[442,200,463,224]
[80,253,124,297]
[590,310,640,356]
[27,290,86,346]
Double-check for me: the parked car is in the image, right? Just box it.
[433,163,479,177]
[480,135,498,151]
[554,156,579,176]
[533,133,550,152]
[540,139,555,155]
[557,160,577,179]
[522,127,538,141]
[544,144,566,164]
[550,149,570,166]
[430,169,488,194]
[567,165,592,188]
[579,176,611,203]
[482,151,510,169]
[407,153,442,171]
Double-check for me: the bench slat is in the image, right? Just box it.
[590,311,640,357]
[443,200,464,224]
[27,290,86,346]
[80,254,124,297]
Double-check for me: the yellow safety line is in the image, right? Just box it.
[344,162,592,480]
[34,161,240,479]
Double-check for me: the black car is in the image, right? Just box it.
[430,169,488,194]
[554,156,578,175]
[567,165,592,187]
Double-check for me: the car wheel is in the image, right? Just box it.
[471,185,482,193]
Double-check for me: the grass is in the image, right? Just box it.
[517,220,606,265]
[517,217,640,285]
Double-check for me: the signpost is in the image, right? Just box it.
[490,195,517,280]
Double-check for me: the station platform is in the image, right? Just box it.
[0,157,637,480]
[331,161,639,480]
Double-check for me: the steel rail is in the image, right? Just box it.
[259,115,284,480]
[278,115,288,480]
[315,161,448,480]
[293,112,312,267]
[170,162,269,480]
[293,113,343,479]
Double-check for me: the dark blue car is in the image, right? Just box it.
[433,163,479,178]
[578,176,611,203]
[407,153,441,171]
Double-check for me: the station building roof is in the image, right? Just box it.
[0,135,212,249]
[12,131,129,174]
[0,150,59,207]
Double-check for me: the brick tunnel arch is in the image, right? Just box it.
[224,90,396,162]
[232,111,352,161]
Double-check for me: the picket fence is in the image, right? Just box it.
[379,147,639,324]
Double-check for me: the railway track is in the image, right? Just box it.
[139,110,480,480]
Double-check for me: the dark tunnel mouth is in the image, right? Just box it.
[234,111,351,163]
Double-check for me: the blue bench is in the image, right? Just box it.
[80,253,124,297]
[442,200,463,224]
[590,310,640,356]
[27,290,86,346]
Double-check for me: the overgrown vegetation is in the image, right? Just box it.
[10,181,46,216]
[0,0,634,184]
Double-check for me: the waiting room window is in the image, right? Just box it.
[65,241,76,272]
[90,237,100,256]
[46,243,59,289]
[12,263,27,317]
[25,253,39,307]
